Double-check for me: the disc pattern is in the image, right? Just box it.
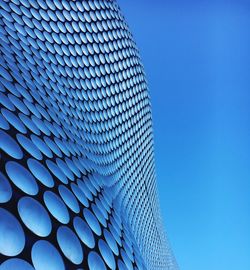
[0,0,178,269]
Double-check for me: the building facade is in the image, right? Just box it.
[0,0,178,269]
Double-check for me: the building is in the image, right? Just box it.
[0,0,178,269]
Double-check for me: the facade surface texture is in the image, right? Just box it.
[0,1,178,270]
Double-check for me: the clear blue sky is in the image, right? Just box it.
[118,1,250,269]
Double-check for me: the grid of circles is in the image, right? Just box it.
[0,0,178,270]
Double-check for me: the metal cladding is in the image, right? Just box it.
[0,0,178,269]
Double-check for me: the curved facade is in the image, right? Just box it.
[0,0,178,269]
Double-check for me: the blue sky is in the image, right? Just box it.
[118,1,250,269]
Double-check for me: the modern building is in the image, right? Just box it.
[0,0,178,269]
